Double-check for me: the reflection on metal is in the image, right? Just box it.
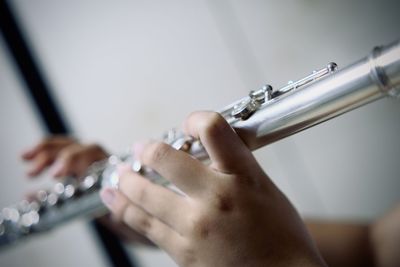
[0,40,399,249]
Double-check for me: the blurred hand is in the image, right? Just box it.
[101,111,326,267]
[371,204,400,267]
[22,136,109,178]
[306,204,400,267]
[21,136,156,245]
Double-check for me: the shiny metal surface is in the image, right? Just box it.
[0,40,399,248]
[232,40,399,150]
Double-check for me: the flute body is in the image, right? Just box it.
[0,40,399,248]
[224,40,400,151]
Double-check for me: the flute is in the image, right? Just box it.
[1,40,399,248]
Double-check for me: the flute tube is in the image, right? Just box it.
[232,40,400,151]
[1,40,399,248]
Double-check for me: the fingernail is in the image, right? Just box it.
[100,188,116,209]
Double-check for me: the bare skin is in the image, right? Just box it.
[307,204,400,267]
[21,136,147,242]
[370,204,400,267]
[100,111,327,267]
[22,136,108,178]
[22,128,400,267]
[306,221,374,267]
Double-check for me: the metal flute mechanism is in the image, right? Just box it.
[1,40,399,249]
[228,40,400,150]
[219,62,338,122]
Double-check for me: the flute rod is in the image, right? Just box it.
[230,40,400,151]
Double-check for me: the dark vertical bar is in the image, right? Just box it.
[0,1,136,266]
[0,1,68,134]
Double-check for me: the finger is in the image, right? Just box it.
[53,144,108,178]
[75,144,109,175]
[85,144,109,161]
[27,153,55,177]
[138,141,212,195]
[118,167,190,233]
[22,136,76,161]
[100,188,185,251]
[22,138,59,160]
[52,144,87,178]
[21,142,47,160]
[21,149,36,160]
[183,111,258,174]
[49,159,68,177]
[52,158,82,178]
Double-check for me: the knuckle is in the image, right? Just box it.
[124,207,152,235]
[142,142,171,165]
[60,146,80,161]
[111,198,128,222]
[87,143,103,153]
[136,182,149,204]
[137,216,152,234]
[200,112,229,139]
[188,212,213,240]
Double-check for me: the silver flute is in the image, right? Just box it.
[1,40,399,248]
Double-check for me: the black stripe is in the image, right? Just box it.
[0,0,68,134]
[92,221,137,267]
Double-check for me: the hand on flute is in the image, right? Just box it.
[101,111,326,267]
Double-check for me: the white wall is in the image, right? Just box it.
[1,0,399,266]
[0,35,109,267]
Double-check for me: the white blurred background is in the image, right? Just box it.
[0,0,399,266]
